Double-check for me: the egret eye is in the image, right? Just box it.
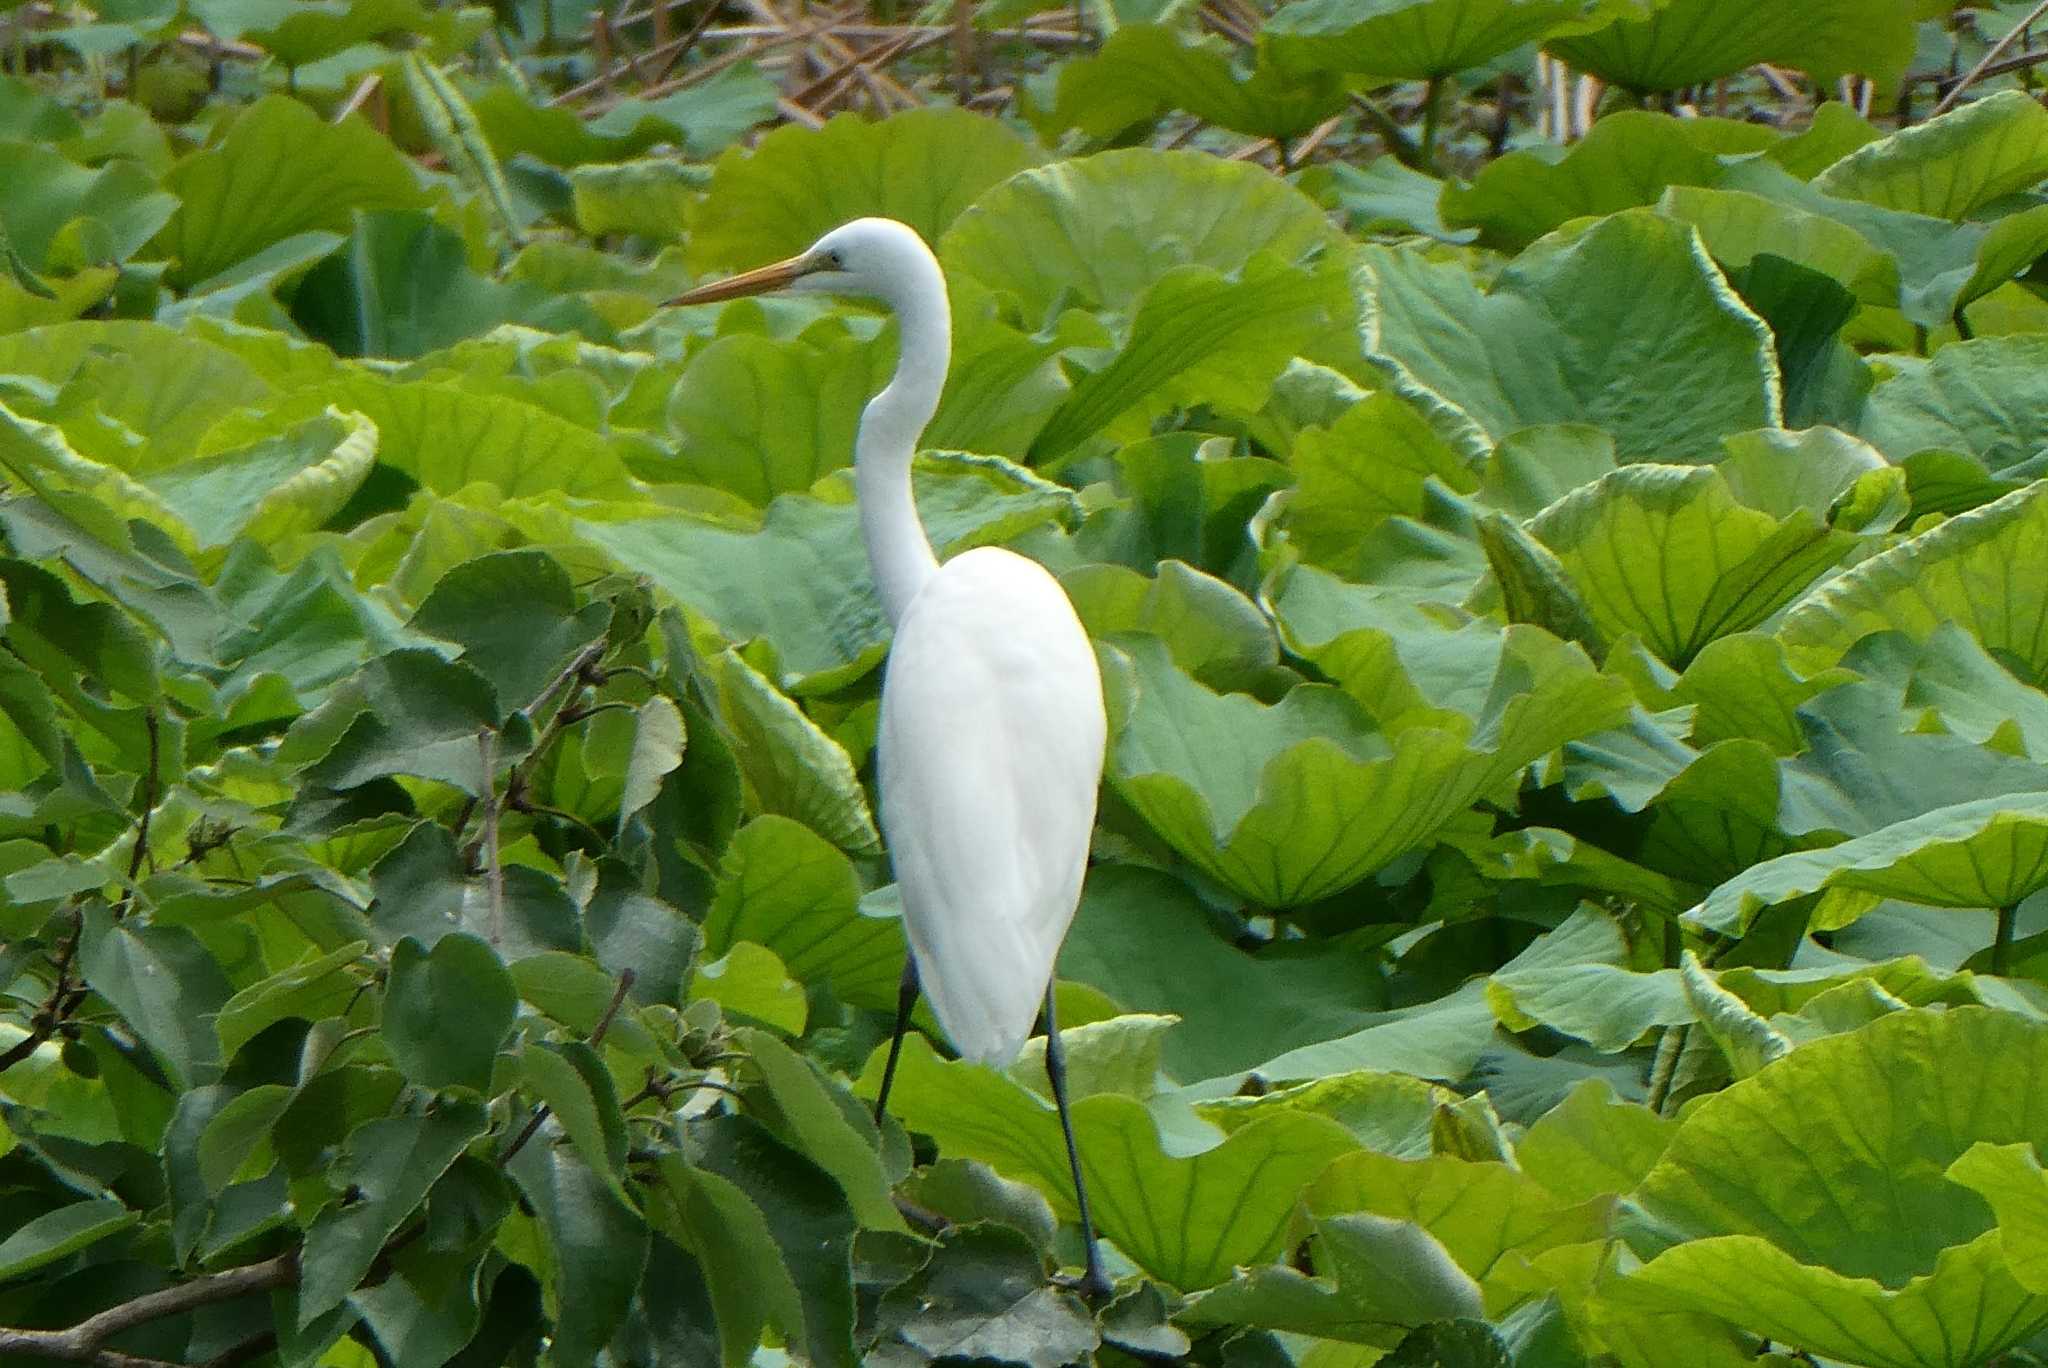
[822,249,844,269]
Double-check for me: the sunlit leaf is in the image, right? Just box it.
[1359,209,1780,462]
[1265,0,1643,80]
[158,95,425,287]
[1547,0,1918,91]
[685,108,1040,273]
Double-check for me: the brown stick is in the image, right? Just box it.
[0,1254,297,1367]
[1933,0,2048,113]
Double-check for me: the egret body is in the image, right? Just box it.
[670,218,1111,1296]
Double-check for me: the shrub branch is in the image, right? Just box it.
[0,1252,297,1367]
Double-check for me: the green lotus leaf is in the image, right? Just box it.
[196,371,635,499]
[293,210,597,361]
[859,1032,1359,1290]
[941,147,1342,326]
[1036,24,1344,140]
[570,159,702,243]
[1715,426,1905,533]
[1264,0,1647,80]
[1321,1149,1604,1262]
[1813,91,2048,222]
[0,401,191,546]
[0,140,177,274]
[667,327,888,505]
[1476,424,1618,520]
[1776,680,2048,841]
[1779,480,2048,681]
[1608,1007,2048,1364]
[1948,1141,2048,1296]
[1243,982,1502,1086]
[0,319,276,470]
[1062,560,1282,698]
[1360,209,1780,463]
[1845,625,2048,761]
[222,0,484,67]
[1634,1005,2048,1271]
[712,651,879,856]
[156,95,425,288]
[1075,430,1292,579]
[1713,157,2048,329]
[1526,463,1860,667]
[1178,1212,1476,1344]
[1514,1079,1674,1206]
[572,453,1075,694]
[145,408,375,551]
[1655,631,1854,754]
[1862,337,2048,474]
[1028,253,1351,460]
[1282,390,1478,571]
[1547,0,1918,92]
[1605,1232,2048,1368]
[684,108,1041,274]
[703,816,904,1012]
[476,65,774,168]
[1272,560,1533,730]
[1449,824,1692,917]
[1487,906,1689,1052]
[1658,186,1899,307]
[1326,158,1476,243]
[1057,866,1388,1083]
[1715,955,1990,1023]
[1108,628,1627,906]
[1690,792,2048,935]
[1443,112,1776,252]
[1201,1070,1451,1158]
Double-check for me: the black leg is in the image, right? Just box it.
[873,956,920,1124]
[1043,982,1112,1300]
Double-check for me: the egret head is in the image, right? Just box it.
[668,217,943,316]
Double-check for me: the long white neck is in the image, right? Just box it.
[857,262,950,626]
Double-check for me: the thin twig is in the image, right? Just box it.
[1935,0,2048,115]
[591,968,636,1046]
[122,709,161,890]
[0,902,84,1076]
[1351,91,1423,167]
[335,73,381,123]
[1287,113,1343,165]
[950,0,973,102]
[479,728,504,949]
[776,95,827,127]
[0,1254,296,1366]
[501,969,638,1167]
[652,0,723,81]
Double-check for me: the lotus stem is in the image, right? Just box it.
[1645,1024,1685,1115]
[1994,903,2019,977]
[1419,75,1445,173]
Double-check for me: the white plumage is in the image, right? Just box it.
[878,545,1104,1064]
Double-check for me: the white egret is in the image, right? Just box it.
[670,218,1112,1297]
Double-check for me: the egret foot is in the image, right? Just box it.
[1052,1264,1115,1303]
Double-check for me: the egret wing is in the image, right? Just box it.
[877,547,1106,1065]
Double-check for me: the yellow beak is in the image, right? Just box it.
[666,253,815,306]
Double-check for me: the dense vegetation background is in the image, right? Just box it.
[8,0,2048,1365]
